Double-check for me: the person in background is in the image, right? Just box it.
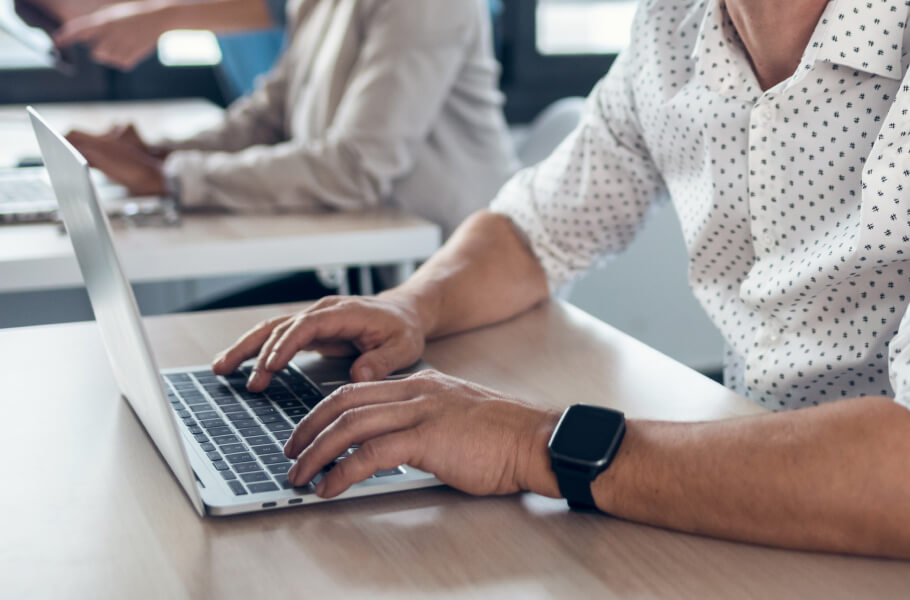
[57,0,518,237]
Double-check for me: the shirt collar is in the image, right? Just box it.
[802,0,909,81]
[689,0,910,101]
[689,0,762,104]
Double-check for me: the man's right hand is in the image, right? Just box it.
[211,295,429,392]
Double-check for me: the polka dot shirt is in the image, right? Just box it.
[491,0,910,411]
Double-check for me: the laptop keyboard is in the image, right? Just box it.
[0,174,57,222]
[163,365,404,497]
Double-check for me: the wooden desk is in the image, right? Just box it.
[1,301,907,598]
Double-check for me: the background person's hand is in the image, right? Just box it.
[66,128,167,196]
[212,295,429,392]
[283,370,563,499]
[53,0,175,70]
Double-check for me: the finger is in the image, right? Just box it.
[265,303,397,373]
[287,399,427,487]
[211,316,291,375]
[285,378,427,458]
[247,318,297,391]
[349,335,419,383]
[315,431,422,498]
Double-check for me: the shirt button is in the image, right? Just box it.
[754,105,774,127]
[762,232,775,247]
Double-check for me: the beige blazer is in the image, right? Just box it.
[162,0,518,235]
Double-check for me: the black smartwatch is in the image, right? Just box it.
[547,404,626,511]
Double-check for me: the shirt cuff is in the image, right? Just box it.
[163,151,210,210]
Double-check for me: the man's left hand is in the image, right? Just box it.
[284,370,562,499]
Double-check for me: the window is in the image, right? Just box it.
[536,0,637,55]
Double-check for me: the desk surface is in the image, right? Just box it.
[1,301,907,598]
[0,100,441,292]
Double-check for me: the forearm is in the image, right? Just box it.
[384,210,550,340]
[581,397,910,557]
[159,0,274,33]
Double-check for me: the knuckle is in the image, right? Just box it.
[337,407,363,431]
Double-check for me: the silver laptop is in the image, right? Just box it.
[28,106,441,516]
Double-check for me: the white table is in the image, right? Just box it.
[0,100,442,322]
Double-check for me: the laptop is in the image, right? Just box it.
[28,106,442,516]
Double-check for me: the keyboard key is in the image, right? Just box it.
[273,431,292,444]
[288,414,304,424]
[194,411,218,421]
[200,442,215,452]
[201,419,227,430]
[245,435,274,447]
[235,462,263,474]
[193,433,209,444]
[177,409,191,419]
[228,480,247,496]
[227,417,257,428]
[248,482,279,494]
[265,420,292,433]
[246,399,271,409]
[266,391,295,401]
[188,425,203,435]
[374,468,404,478]
[206,451,222,462]
[267,463,291,475]
[283,406,308,417]
[240,471,271,483]
[220,470,237,481]
[225,452,256,465]
[212,460,229,471]
[251,406,278,417]
[251,444,283,456]
[213,434,240,445]
[189,404,213,414]
[258,413,287,424]
[237,426,266,438]
[221,406,249,416]
[218,443,247,455]
[207,426,233,437]
[274,475,293,489]
[261,454,291,466]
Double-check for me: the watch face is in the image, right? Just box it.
[549,405,624,464]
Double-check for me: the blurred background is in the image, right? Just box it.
[0,0,725,376]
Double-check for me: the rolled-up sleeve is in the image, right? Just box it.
[490,48,667,291]
[164,0,479,213]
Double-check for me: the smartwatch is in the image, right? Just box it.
[547,404,626,511]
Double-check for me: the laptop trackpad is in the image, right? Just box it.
[293,355,431,395]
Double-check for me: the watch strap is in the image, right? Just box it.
[555,471,598,511]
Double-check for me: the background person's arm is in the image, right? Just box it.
[164,0,490,213]
[53,0,277,70]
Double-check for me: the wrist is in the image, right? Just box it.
[379,284,441,341]
[516,409,561,498]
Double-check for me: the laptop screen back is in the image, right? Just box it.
[27,107,204,515]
